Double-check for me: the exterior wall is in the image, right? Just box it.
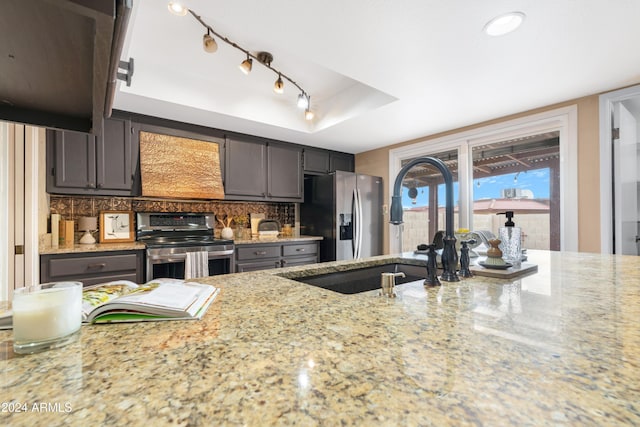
[355,94,603,254]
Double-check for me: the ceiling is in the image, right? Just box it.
[113,0,640,154]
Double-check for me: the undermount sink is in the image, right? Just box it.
[292,263,426,294]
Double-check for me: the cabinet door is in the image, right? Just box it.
[303,149,330,174]
[267,143,303,200]
[330,153,355,172]
[96,117,133,191]
[50,129,97,190]
[224,138,267,197]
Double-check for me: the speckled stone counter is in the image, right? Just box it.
[39,242,146,255]
[2,250,639,426]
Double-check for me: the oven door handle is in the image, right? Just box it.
[148,249,235,263]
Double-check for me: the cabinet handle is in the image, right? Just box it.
[255,251,267,256]
[296,248,305,252]
[96,183,102,189]
[87,183,95,188]
[87,263,107,269]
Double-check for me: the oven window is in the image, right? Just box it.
[151,258,231,280]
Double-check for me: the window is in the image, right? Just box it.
[388,106,577,254]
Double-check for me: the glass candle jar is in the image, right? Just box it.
[13,282,82,354]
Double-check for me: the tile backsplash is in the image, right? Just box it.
[49,196,295,234]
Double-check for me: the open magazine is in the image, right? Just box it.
[82,278,219,324]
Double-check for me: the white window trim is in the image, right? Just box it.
[388,105,578,254]
[598,84,640,254]
[0,122,9,301]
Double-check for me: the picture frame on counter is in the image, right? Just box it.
[99,210,135,243]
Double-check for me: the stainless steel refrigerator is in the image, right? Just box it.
[301,171,383,262]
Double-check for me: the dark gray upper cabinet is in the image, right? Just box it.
[303,148,354,174]
[47,117,138,196]
[224,137,303,202]
[50,129,97,190]
[224,137,267,198]
[267,143,303,200]
[303,148,331,174]
[96,117,134,191]
[329,152,355,173]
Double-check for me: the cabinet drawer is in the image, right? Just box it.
[236,245,281,261]
[282,243,318,257]
[47,254,138,278]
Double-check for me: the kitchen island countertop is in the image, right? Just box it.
[1,250,639,426]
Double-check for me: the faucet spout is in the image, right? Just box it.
[390,157,459,282]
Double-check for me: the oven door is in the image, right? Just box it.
[146,248,235,281]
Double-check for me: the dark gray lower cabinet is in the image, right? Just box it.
[235,241,319,272]
[40,250,144,286]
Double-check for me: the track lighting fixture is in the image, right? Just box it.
[203,30,218,53]
[168,2,313,120]
[239,55,252,75]
[274,74,284,94]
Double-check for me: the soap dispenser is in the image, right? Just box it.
[497,211,522,267]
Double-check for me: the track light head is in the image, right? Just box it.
[168,2,188,16]
[239,56,253,75]
[203,31,218,53]
[297,93,309,109]
[274,75,284,94]
[304,109,314,121]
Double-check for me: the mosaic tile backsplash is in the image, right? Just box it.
[49,196,296,234]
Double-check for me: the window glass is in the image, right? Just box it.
[400,149,459,252]
[471,132,560,251]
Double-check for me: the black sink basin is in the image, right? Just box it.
[292,263,426,294]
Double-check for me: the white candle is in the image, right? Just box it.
[13,282,82,350]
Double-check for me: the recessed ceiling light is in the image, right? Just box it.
[484,12,525,36]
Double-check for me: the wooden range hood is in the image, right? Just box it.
[0,0,132,135]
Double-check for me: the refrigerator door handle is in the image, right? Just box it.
[353,187,362,259]
[352,188,357,258]
[358,189,364,258]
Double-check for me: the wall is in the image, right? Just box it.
[355,94,602,254]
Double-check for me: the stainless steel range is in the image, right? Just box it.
[136,212,235,281]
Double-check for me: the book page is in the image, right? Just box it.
[82,281,139,318]
[114,282,201,311]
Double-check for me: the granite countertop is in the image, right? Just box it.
[233,235,323,245]
[2,250,639,426]
[39,237,321,254]
[39,242,146,255]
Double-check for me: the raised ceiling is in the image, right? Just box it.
[114,1,640,154]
